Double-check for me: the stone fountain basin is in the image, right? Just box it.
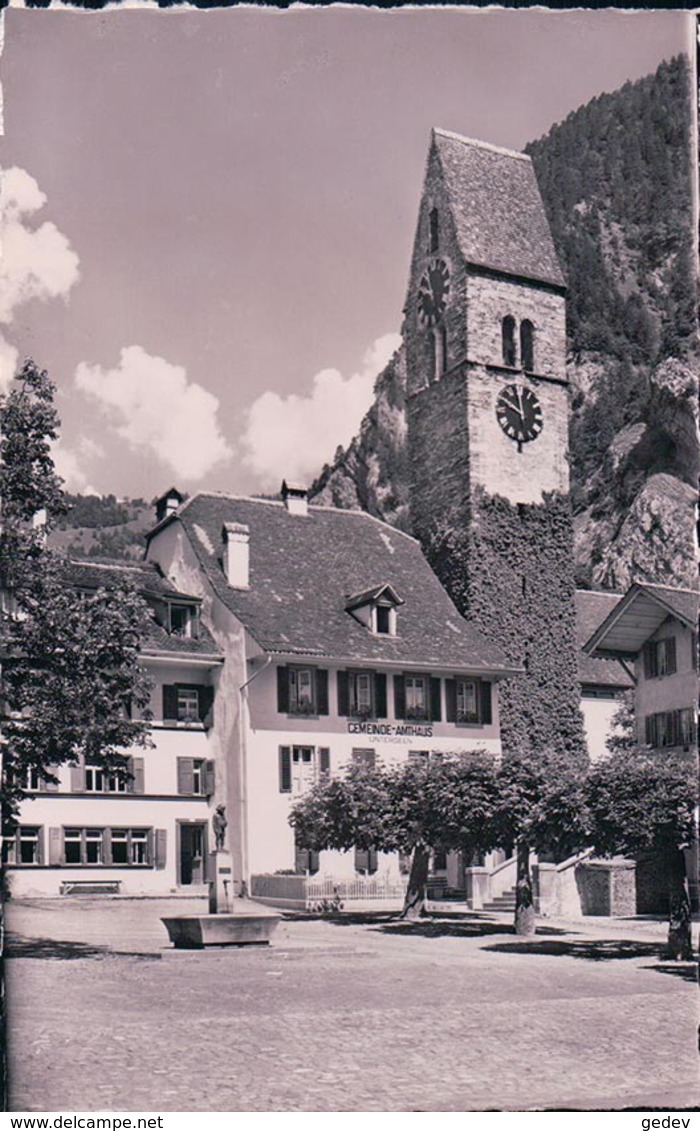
[162,900,281,949]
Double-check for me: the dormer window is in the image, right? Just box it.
[345,584,403,637]
[167,602,199,639]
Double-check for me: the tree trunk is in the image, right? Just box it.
[665,848,693,961]
[514,840,535,936]
[400,844,430,920]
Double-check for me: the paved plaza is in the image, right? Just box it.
[4,897,698,1112]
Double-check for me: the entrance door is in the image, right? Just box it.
[179,822,207,885]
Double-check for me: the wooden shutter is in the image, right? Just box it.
[374,673,387,719]
[337,670,349,716]
[130,757,145,795]
[308,850,320,875]
[445,679,457,722]
[318,748,330,782]
[643,643,655,679]
[198,685,215,727]
[42,766,60,793]
[355,846,369,873]
[367,848,378,875]
[177,758,194,795]
[36,828,45,866]
[163,685,179,722]
[155,829,167,870]
[279,746,292,793]
[48,827,63,866]
[102,828,112,865]
[394,674,406,720]
[204,761,216,797]
[665,637,677,676]
[316,669,329,716]
[277,666,290,713]
[645,715,655,745]
[430,677,442,722]
[480,681,493,725]
[70,762,86,792]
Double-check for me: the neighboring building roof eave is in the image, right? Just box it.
[583,582,697,656]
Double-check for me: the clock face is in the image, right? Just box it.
[496,384,543,445]
[417,259,450,328]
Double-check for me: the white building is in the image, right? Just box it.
[5,559,222,898]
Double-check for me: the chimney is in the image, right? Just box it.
[222,522,250,588]
[281,480,309,517]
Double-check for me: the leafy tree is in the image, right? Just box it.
[0,361,153,833]
[494,750,588,935]
[604,690,637,756]
[585,751,696,960]
[290,752,500,920]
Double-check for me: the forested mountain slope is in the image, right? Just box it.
[312,55,698,590]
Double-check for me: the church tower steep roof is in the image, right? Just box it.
[432,128,566,290]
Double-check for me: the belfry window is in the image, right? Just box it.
[429,207,439,252]
[520,320,535,371]
[502,316,517,367]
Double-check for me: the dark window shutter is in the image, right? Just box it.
[308,850,320,876]
[445,679,457,723]
[645,715,655,745]
[49,828,62,866]
[204,760,216,797]
[316,669,329,716]
[318,748,330,781]
[394,674,406,720]
[43,766,60,793]
[480,681,493,725]
[36,828,45,866]
[163,684,179,722]
[130,757,145,795]
[155,829,167,870]
[667,711,678,746]
[102,828,112,865]
[279,746,292,793]
[199,685,215,727]
[337,670,349,716]
[277,666,289,713]
[374,673,387,719]
[367,848,378,875]
[177,758,195,795]
[666,637,677,676]
[643,643,655,680]
[355,846,369,874]
[70,763,86,792]
[430,677,442,722]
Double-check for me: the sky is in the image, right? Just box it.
[0,7,692,500]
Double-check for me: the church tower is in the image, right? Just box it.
[404,129,586,761]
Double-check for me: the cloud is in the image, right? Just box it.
[0,167,80,391]
[74,345,232,481]
[241,332,402,490]
[52,440,100,497]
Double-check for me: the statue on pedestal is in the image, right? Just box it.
[212,804,227,851]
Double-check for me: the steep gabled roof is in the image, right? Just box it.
[157,493,518,675]
[432,129,565,289]
[583,582,699,658]
[575,590,634,689]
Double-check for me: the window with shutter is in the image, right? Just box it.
[155,829,167,870]
[204,761,216,797]
[277,666,290,713]
[445,679,457,722]
[318,748,331,781]
[337,671,349,716]
[129,757,145,795]
[394,674,406,720]
[480,681,493,725]
[279,746,292,793]
[71,762,86,792]
[163,684,179,722]
[177,758,195,795]
[354,846,378,875]
[315,669,329,716]
[430,677,442,722]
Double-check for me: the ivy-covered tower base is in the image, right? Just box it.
[404,129,587,764]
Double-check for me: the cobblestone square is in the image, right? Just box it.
[5,898,698,1112]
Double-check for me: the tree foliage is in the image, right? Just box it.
[0,361,153,831]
